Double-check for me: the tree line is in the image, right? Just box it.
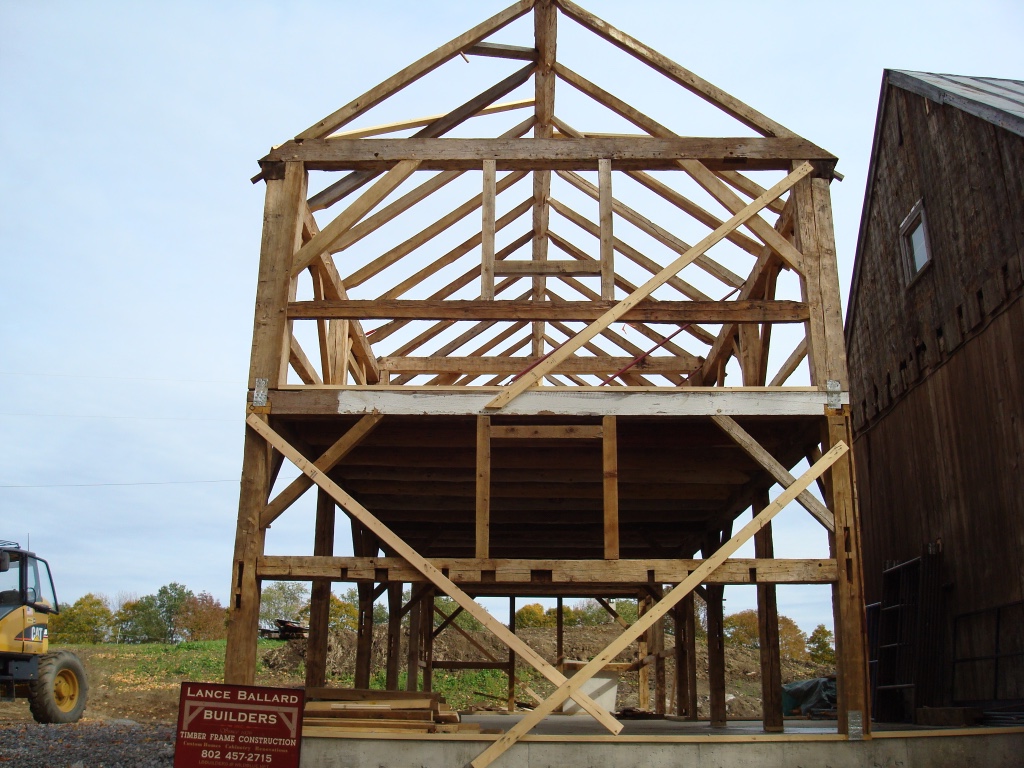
[49,582,835,665]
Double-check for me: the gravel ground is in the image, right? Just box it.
[0,719,175,768]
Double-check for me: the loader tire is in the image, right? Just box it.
[28,650,88,724]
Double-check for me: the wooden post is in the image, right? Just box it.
[754,494,784,732]
[476,415,491,558]
[481,159,496,300]
[531,0,556,356]
[602,415,619,559]
[651,585,666,715]
[556,597,564,666]
[673,595,698,719]
[706,581,727,726]
[422,588,435,691]
[555,596,565,714]
[305,489,336,689]
[794,172,868,737]
[407,589,421,692]
[351,521,378,689]
[507,597,517,712]
[638,595,650,710]
[828,411,871,737]
[386,583,403,690]
[225,161,306,685]
[599,158,614,299]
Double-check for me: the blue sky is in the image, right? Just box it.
[2,0,1021,632]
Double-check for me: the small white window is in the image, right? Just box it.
[899,200,931,281]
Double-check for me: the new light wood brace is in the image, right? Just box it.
[244,413,622,733]
[470,440,848,768]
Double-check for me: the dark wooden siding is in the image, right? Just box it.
[847,86,1024,434]
[847,82,1024,706]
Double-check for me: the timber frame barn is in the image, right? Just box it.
[225,0,869,758]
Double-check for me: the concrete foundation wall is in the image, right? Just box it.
[300,730,1024,768]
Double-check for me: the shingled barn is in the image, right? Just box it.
[846,70,1024,724]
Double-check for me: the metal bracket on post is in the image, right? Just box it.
[826,379,842,411]
[250,378,271,414]
[253,380,270,409]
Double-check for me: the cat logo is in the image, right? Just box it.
[17,625,47,643]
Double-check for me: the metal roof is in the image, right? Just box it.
[889,70,1024,138]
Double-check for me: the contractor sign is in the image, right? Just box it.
[174,682,304,768]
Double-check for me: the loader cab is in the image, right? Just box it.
[0,543,60,622]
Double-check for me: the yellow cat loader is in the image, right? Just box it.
[0,541,87,723]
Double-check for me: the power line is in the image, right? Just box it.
[0,372,237,385]
[0,413,234,422]
[0,480,237,489]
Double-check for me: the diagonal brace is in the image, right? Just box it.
[244,413,623,734]
[260,414,383,529]
[485,161,815,410]
[470,440,849,767]
[711,414,834,531]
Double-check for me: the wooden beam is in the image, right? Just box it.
[377,197,533,301]
[257,556,839,585]
[245,414,623,732]
[770,338,808,386]
[260,414,383,528]
[265,137,837,172]
[491,425,602,439]
[555,167,744,287]
[378,356,698,375]
[269,387,850,418]
[624,169,764,259]
[548,198,713,304]
[301,212,380,385]
[495,260,601,275]
[296,0,535,138]
[547,63,813,268]
[328,99,534,140]
[309,62,536,211]
[288,336,323,385]
[554,0,797,139]
[486,162,814,409]
[469,442,849,766]
[711,414,834,531]
[292,160,420,277]
[288,299,808,323]
[343,171,527,290]
[466,42,538,60]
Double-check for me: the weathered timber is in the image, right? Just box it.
[264,137,837,172]
[256,556,838,584]
[287,299,808,322]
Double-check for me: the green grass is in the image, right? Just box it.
[56,640,544,710]
[57,639,290,689]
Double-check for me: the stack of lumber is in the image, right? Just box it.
[302,688,483,735]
